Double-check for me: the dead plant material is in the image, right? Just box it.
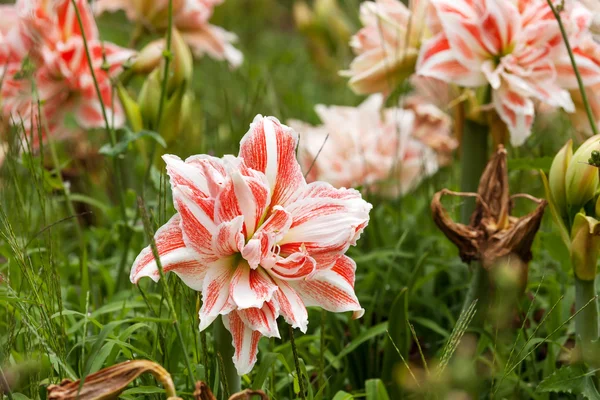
[193,381,269,400]
[431,145,547,270]
[46,360,181,400]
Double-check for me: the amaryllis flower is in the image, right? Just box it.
[0,0,134,146]
[288,95,454,196]
[131,115,371,374]
[416,0,600,146]
[341,0,430,95]
[95,0,242,68]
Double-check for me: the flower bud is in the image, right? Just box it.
[138,69,162,130]
[117,83,143,132]
[548,139,573,217]
[570,213,600,281]
[166,29,193,95]
[131,40,163,75]
[294,1,315,32]
[565,135,600,212]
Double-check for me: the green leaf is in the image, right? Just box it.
[382,288,409,379]
[252,352,279,390]
[332,391,354,400]
[332,322,388,363]
[365,379,390,400]
[538,365,600,400]
[99,128,166,157]
[509,157,553,171]
[121,386,166,395]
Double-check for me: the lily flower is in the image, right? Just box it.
[95,0,243,68]
[341,0,430,95]
[131,115,371,374]
[416,0,600,146]
[0,0,134,145]
[288,94,453,196]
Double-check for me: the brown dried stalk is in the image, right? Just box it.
[432,145,547,272]
[47,360,181,400]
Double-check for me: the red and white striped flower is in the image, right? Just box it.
[416,0,600,146]
[0,0,134,146]
[342,0,430,95]
[95,0,242,68]
[131,115,371,374]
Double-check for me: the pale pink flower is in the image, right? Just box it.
[0,0,134,146]
[341,0,430,95]
[131,115,371,374]
[95,0,243,68]
[288,95,450,196]
[416,0,600,146]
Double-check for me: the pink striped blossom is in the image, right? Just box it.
[289,95,454,196]
[416,0,600,146]
[95,0,242,68]
[131,115,371,374]
[0,0,134,147]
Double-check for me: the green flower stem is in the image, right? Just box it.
[214,316,241,395]
[460,119,490,326]
[574,277,599,348]
[460,120,489,223]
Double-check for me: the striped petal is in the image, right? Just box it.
[237,301,280,338]
[199,259,236,331]
[229,263,278,310]
[417,33,487,87]
[292,256,364,319]
[222,311,262,375]
[239,115,306,208]
[272,278,308,332]
[279,182,371,269]
[130,214,206,291]
[270,246,317,281]
[212,216,245,258]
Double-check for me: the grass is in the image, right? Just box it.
[0,0,593,399]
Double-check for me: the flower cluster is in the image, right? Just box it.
[288,94,456,196]
[95,0,242,68]
[346,0,600,146]
[131,115,371,374]
[0,0,134,147]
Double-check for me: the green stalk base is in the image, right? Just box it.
[575,278,599,348]
[214,316,241,395]
[459,120,490,327]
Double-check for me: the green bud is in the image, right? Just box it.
[116,83,143,132]
[571,213,600,280]
[138,69,162,130]
[566,135,600,212]
[131,40,163,75]
[548,139,573,217]
[166,29,193,96]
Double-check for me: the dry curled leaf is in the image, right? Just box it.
[47,360,180,400]
[432,145,547,271]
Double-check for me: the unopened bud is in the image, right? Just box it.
[570,213,600,281]
[117,84,143,132]
[131,40,164,74]
[294,1,315,32]
[548,139,573,217]
[167,29,193,95]
[138,69,162,129]
[566,135,600,212]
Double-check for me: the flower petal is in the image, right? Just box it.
[279,182,371,269]
[270,246,317,281]
[130,214,206,290]
[237,301,280,338]
[292,256,364,319]
[199,259,236,331]
[272,278,309,332]
[230,264,279,310]
[416,33,487,86]
[212,216,245,258]
[239,115,306,208]
[222,311,262,375]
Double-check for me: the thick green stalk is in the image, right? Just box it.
[460,120,489,223]
[460,120,490,325]
[214,316,241,395]
[574,278,599,348]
